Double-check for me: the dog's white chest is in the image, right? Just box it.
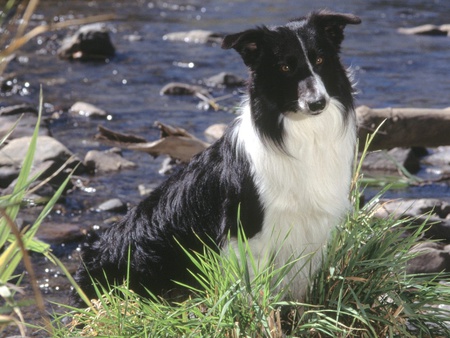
[231,100,356,299]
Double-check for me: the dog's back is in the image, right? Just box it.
[72,10,360,306]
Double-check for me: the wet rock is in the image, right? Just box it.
[0,104,49,140]
[0,104,37,116]
[84,148,136,173]
[204,72,245,88]
[406,242,450,274]
[69,101,108,118]
[362,147,421,173]
[58,23,116,60]
[422,146,450,166]
[36,222,84,244]
[398,24,450,36]
[160,82,210,96]
[95,198,127,213]
[0,135,79,188]
[375,198,450,220]
[138,184,153,196]
[162,29,223,44]
[375,198,450,242]
[204,123,227,142]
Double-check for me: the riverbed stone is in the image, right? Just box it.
[204,72,245,88]
[58,23,116,60]
[422,146,450,166]
[406,242,450,274]
[0,104,49,140]
[162,29,223,44]
[375,198,450,242]
[204,123,227,142]
[84,148,136,173]
[36,222,84,244]
[95,198,127,213]
[375,198,450,219]
[69,101,108,118]
[0,135,78,187]
[362,147,421,173]
[160,82,210,96]
[398,24,450,36]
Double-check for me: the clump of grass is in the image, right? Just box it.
[55,125,450,337]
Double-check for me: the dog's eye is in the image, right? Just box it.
[315,57,324,65]
[280,64,290,72]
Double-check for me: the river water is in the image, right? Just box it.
[1,0,450,333]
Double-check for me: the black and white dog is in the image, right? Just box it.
[72,10,361,306]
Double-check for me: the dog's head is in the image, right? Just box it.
[222,10,361,119]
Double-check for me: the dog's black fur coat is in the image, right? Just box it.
[72,10,361,306]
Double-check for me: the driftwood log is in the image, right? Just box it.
[357,106,450,150]
[96,106,450,162]
[96,122,209,163]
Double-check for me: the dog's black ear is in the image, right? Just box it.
[221,28,266,67]
[308,10,361,48]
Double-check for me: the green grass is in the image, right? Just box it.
[49,128,450,337]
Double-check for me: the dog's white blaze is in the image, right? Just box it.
[229,99,356,300]
[296,35,330,111]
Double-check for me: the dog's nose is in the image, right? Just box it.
[308,98,327,112]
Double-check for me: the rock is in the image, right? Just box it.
[375,198,450,220]
[138,184,153,196]
[398,24,450,36]
[422,146,450,166]
[36,222,84,244]
[69,101,108,118]
[375,198,450,242]
[84,148,136,173]
[95,198,127,213]
[58,23,116,60]
[0,135,79,187]
[162,29,223,44]
[158,156,180,175]
[0,104,37,116]
[406,242,450,274]
[160,82,210,96]
[362,147,421,173]
[204,72,245,88]
[0,104,49,140]
[204,123,227,142]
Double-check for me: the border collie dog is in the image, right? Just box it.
[72,10,361,306]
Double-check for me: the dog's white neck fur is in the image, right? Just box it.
[228,99,356,300]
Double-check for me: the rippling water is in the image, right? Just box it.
[1,0,450,323]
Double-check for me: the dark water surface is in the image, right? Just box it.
[1,0,450,332]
